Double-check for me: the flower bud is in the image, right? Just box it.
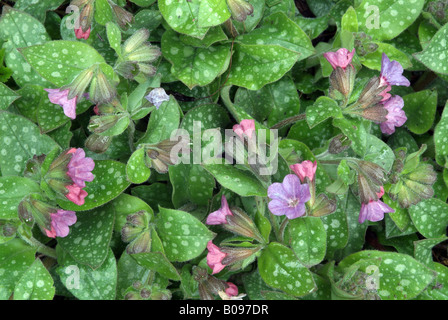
[114,61,138,79]
[89,70,116,104]
[354,160,386,204]
[329,65,355,99]
[220,246,262,269]
[223,207,264,242]
[122,211,152,254]
[85,133,112,154]
[0,221,17,238]
[79,2,94,32]
[111,4,133,28]
[226,0,254,22]
[145,136,190,173]
[65,67,94,100]
[126,45,161,63]
[123,29,150,54]
[357,77,387,109]
[329,134,352,154]
[137,63,157,76]
[310,194,337,217]
[360,104,388,123]
[88,115,119,134]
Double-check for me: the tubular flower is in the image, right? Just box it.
[44,88,78,119]
[65,184,88,206]
[75,26,91,40]
[233,119,256,140]
[324,48,355,70]
[206,241,227,275]
[358,187,394,224]
[290,160,317,183]
[379,53,411,87]
[380,96,407,135]
[66,148,95,188]
[206,195,234,225]
[45,210,77,238]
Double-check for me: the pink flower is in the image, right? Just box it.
[323,48,355,70]
[379,85,392,102]
[206,241,227,274]
[380,96,407,135]
[225,282,239,297]
[66,183,88,206]
[379,53,410,87]
[75,27,91,40]
[45,210,77,238]
[290,160,317,183]
[268,174,311,219]
[358,187,394,223]
[206,195,233,225]
[233,119,255,140]
[66,148,95,188]
[44,88,77,120]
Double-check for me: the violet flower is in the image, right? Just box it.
[206,241,227,274]
[358,187,395,223]
[323,48,355,70]
[45,209,77,238]
[145,88,170,109]
[44,88,77,120]
[379,53,411,87]
[380,95,407,135]
[267,174,311,219]
[206,195,233,225]
[66,148,95,188]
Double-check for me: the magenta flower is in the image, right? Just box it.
[206,241,227,274]
[290,160,317,183]
[44,88,77,120]
[233,119,255,140]
[45,209,77,238]
[206,195,233,225]
[380,96,407,135]
[379,54,410,87]
[225,282,239,297]
[358,187,394,224]
[268,174,311,219]
[66,184,88,206]
[66,148,95,188]
[323,48,355,70]
[75,26,91,40]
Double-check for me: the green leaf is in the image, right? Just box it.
[226,42,300,90]
[237,12,315,58]
[57,160,131,211]
[417,262,448,300]
[408,198,448,239]
[0,239,36,300]
[0,176,41,220]
[112,193,154,233]
[286,217,327,267]
[106,22,122,57]
[198,0,231,28]
[360,42,412,70]
[338,250,436,300]
[0,111,59,176]
[169,164,216,207]
[434,100,448,166]
[180,26,228,48]
[414,237,448,266]
[159,0,209,39]
[321,194,349,259]
[232,0,265,33]
[202,163,267,197]
[341,6,358,32]
[155,207,214,262]
[14,258,55,300]
[356,0,425,41]
[57,248,117,300]
[414,22,448,75]
[13,0,65,22]
[132,251,181,281]
[0,83,20,110]
[364,134,395,172]
[306,96,341,129]
[58,205,115,268]
[402,90,437,135]
[20,40,110,86]
[162,30,231,89]
[333,117,367,156]
[258,242,316,297]
[180,103,231,135]
[116,251,147,299]
[0,6,51,87]
[138,95,181,145]
[94,0,114,26]
[126,148,151,184]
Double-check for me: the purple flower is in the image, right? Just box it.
[380,96,407,135]
[268,174,311,219]
[358,187,394,223]
[45,209,77,238]
[379,54,410,87]
[206,195,234,225]
[66,148,95,188]
[44,88,78,119]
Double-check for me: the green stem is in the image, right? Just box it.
[220,86,240,121]
[269,212,280,242]
[278,218,289,244]
[270,113,306,130]
[127,120,136,152]
[21,236,57,259]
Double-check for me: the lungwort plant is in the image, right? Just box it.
[0,0,448,301]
